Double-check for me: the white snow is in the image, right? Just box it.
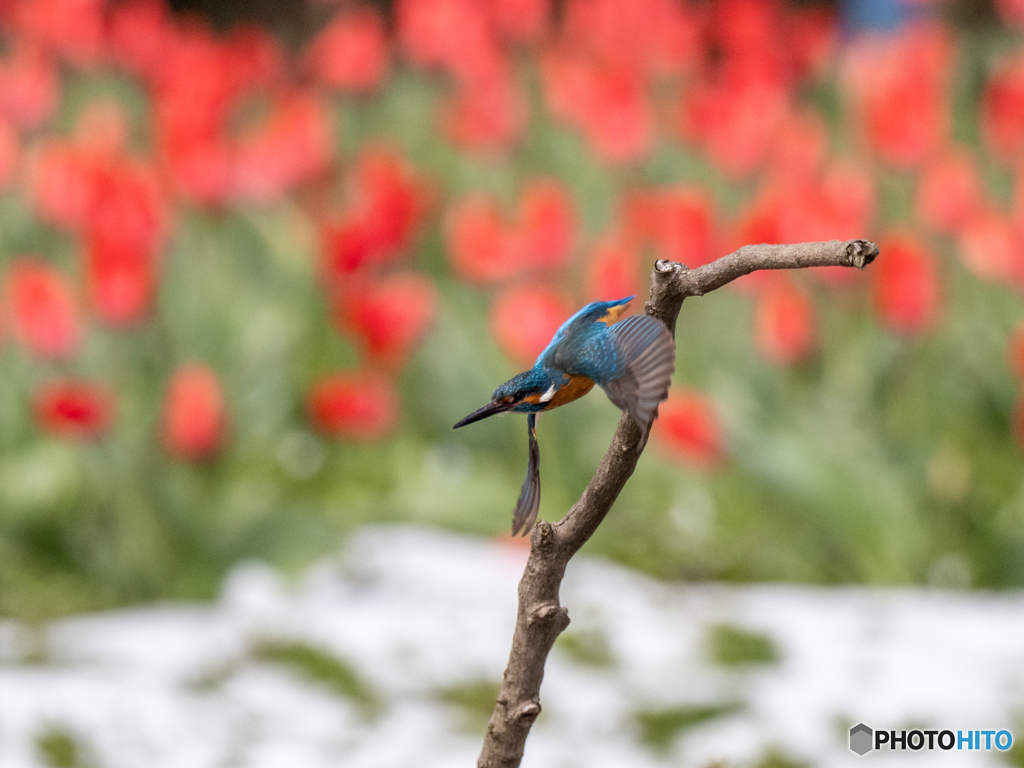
[0,524,1021,767]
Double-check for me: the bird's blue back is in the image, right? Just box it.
[535,297,633,385]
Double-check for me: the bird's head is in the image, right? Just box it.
[453,369,555,428]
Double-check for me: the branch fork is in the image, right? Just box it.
[477,239,880,768]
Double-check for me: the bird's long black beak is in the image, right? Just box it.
[453,400,513,429]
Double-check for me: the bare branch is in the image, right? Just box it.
[477,239,879,768]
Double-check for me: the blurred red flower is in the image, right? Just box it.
[308,371,400,441]
[653,388,726,471]
[586,233,640,302]
[915,147,984,235]
[754,276,817,365]
[337,273,438,367]
[4,259,81,359]
[443,72,527,150]
[561,0,700,77]
[982,54,1024,162]
[161,363,227,461]
[842,24,951,167]
[106,0,174,79]
[490,285,572,366]
[305,7,389,93]
[541,49,654,164]
[1007,325,1024,380]
[0,43,60,129]
[649,187,716,269]
[397,0,503,82]
[487,0,550,44]
[515,178,577,271]
[0,119,17,189]
[232,92,334,202]
[34,379,113,439]
[873,231,940,335]
[85,229,157,326]
[446,196,518,284]
[997,0,1024,27]
[26,141,100,231]
[12,0,104,66]
[322,148,430,280]
[956,207,1024,287]
[769,108,828,183]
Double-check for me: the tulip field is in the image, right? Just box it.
[0,0,1024,618]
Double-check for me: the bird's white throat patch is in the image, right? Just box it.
[539,384,556,403]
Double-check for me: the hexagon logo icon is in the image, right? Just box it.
[850,723,873,756]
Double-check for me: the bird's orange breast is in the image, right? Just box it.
[543,375,595,409]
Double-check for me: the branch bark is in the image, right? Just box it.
[476,239,879,768]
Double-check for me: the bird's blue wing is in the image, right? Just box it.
[535,296,634,368]
[599,315,675,441]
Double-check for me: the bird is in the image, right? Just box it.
[453,296,675,536]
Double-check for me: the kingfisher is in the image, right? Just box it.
[453,296,675,536]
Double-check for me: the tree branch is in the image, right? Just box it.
[476,239,879,768]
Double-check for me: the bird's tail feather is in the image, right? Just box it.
[511,413,541,536]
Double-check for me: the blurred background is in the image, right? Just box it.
[2,0,1024,764]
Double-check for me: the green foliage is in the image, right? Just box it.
[35,726,87,768]
[554,628,614,667]
[753,748,811,768]
[436,679,502,732]
[636,702,743,751]
[709,625,780,667]
[253,640,380,717]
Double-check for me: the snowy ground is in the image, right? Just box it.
[1,525,1023,768]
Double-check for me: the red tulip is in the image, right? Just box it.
[232,92,333,202]
[397,0,503,82]
[322,148,429,281]
[754,276,817,365]
[34,380,113,439]
[650,187,716,269]
[981,54,1024,162]
[106,0,174,79]
[561,0,700,77]
[654,388,726,471]
[0,119,17,190]
[442,72,526,150]
[486,0,550,44]
[445,196,518,284]
[490,286,572,366]
[842,24,951,167]
[308,371,400,441]
[998,0,1024,27]
[872,231,940,335]
[348,147,429,259]
[915,147,984,235]
[11,0,104,66]
[515,178,577,271]
[26,141,100,231]
[4,259,81,359]
[337,273,438,367]
[0,43,60,129]
[769,108,828,182]
[305,7,389,93]
[680,70,788,179]
[957,207,1024,287]
[587,234,641,303]
[85,229,157,326]
[1008,325,1024,380]
[161,363,227,461]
